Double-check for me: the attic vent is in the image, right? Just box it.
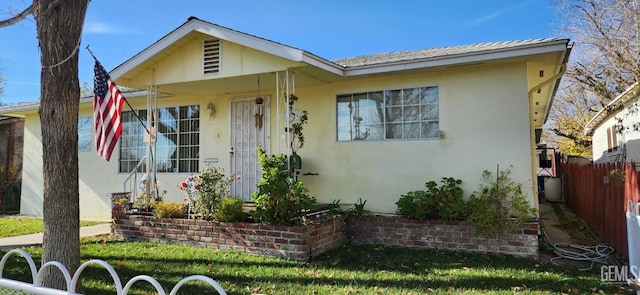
[203,39,221,75]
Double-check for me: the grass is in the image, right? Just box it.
[0,236,634,295]
[0,217,104,238]
[550,202,597,244]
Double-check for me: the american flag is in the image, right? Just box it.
[93,61,125,161]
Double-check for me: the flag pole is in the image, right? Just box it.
[85,45,151,135]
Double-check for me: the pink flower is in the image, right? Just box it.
[235,175,241,180]
[182,197,188,203]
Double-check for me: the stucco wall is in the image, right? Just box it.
[18,61,535,220]
[295,63,533,213]
[20,113,44,217]
[592,103,640,164]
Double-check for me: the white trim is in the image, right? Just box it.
[584,82,640,136]
[110,18,569,82]
[0,91,168,116]
[343,41,569,76]
[110,18,344,80]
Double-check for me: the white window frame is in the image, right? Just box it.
[119,105,200,173]
[336,86,439,141]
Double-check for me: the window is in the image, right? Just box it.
[119,105,200,173]
[78,116,92,152]
[337,86,439,141]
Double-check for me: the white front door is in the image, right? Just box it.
[229,98,270,200]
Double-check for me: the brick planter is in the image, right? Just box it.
[112,215,346,261]
[346,215,539,259]
[113,214,540,260]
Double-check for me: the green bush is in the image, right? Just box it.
[468,167,537,238]
[213,197,247,222]
[152,201,185,219]
[192,165,239,220]
[251,147,316,225]
[349,198,369,216]
[395,177,468,221]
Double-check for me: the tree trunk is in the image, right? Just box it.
[34,0,88,289]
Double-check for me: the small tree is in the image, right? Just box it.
[251,147,316,225]
[468,166,537,238]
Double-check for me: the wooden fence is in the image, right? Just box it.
[561,162,640,260]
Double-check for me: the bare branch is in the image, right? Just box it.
[0,4,34,28]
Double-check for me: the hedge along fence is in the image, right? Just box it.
[112,215,346,261]
[346,215,540,259]
[113,213,540,260]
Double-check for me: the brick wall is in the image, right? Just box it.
[114,214,539,260]
[113,215,346,261]
[346,215,539,259]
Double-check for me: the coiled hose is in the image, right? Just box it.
[539,217,616,271]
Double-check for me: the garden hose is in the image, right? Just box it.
[539,215,617,271]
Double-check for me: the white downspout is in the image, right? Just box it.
[528,63,567,214]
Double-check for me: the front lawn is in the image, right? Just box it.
[0,218,104,238]
[0,237,633,294]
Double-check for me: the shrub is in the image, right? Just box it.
[395,177,467,221]
[251,147,316,225]
[152,201,185,219]
[349,198,369,216]
[213,197,247,222]
[178,165,239,220]
[467,166,537,238]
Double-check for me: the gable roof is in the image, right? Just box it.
[584,82,640,136]
[111,17,570,79]
[110,17,344,80]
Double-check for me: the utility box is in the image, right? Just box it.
[544,177,563,202]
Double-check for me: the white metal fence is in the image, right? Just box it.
[627,200,640,287]
[0,249,226,295]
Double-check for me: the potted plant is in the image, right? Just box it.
[286,94,308,176]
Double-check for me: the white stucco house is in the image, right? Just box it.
[584,82,640,164]
[0,17,572,221]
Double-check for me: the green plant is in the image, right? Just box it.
[152,201,185,219]
[134,180,166,212]
[395,177,467,221]
[436,177,468,220]
[350,198,369,216]
[468,166,537,238]
[251,147,316,225]
[177,165,240,220]
[213,196,247,222]
[285,94,309,175]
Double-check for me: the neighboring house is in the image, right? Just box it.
[584,82,640,164]
[0,17,571,221]
[0,116,24,180]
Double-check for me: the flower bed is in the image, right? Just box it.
[346,215,539,259]
[113,213,540,261]
[112,214,346,261]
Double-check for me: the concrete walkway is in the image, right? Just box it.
[0,223,111,249]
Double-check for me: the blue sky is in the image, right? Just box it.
[0,0,562,104]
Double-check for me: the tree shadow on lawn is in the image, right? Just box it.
[0,242,632,294]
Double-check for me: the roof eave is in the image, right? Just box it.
[542,43,573,125]
[0,90,160,116]
[111,18,343,80]
[584,81,640,136]
[301,52,344,76]
[0,102,40,116]
[342,39,570,76]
